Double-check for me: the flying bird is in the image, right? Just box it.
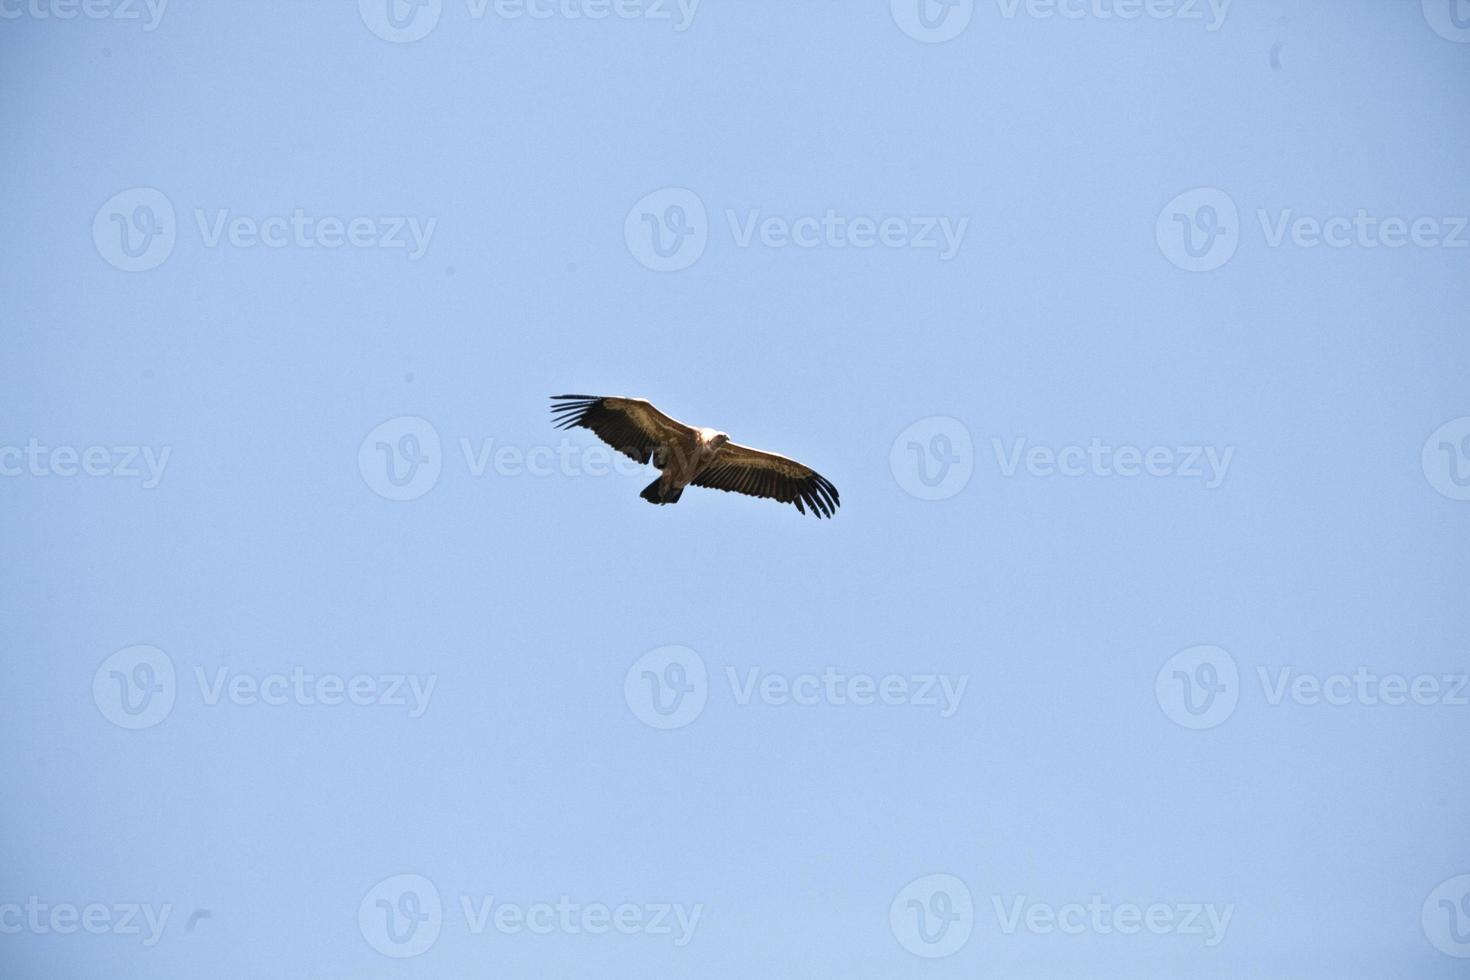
[550,395,840,518]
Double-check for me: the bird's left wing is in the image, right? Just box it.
[692,442,840,518]
[550,395,696,467]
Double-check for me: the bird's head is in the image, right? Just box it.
[712,432,730,448]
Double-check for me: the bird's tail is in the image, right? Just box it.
[640,478,683,505]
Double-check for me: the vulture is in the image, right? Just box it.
[550,395,840,518]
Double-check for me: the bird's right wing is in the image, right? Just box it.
[692,442,840,518]
[550,395,696,468]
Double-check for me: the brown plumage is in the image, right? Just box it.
[550,395,840,518]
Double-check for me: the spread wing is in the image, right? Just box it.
[550,395,696,467]
[692,443,840,518]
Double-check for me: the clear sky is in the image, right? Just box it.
[2,2,1469,977]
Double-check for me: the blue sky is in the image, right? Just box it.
[2,2,1469,977]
